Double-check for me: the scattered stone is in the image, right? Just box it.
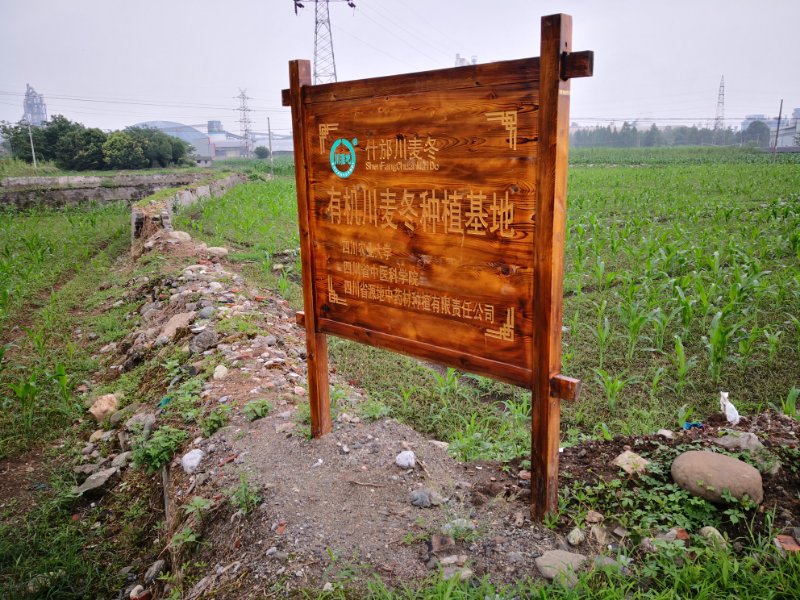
[440,554,468,566]
[181,449,205,474]
[591,525,613,546]
[72,467,118,497]
[429,440,450,451]
[657,429,675,440]
[263,335,278,346]
[125,412,156,439]
[613,526,629,539]
[275,422,295,434]
[612,450,650,475]
[567,527,585,547]
[656,527,690,545]
[88,394,119,422]
[190,329,219,354]
[410,488,433,508]
[144,559,166,585]
[131,586,152,600]
[112,451,133,469]
[518,470,532,481]
[699,526,727,548]
[167,231,191,243]
[395,450,416,469]
[213,365,229,380]
[99,342,116,354]
[322,582,334,592]
[535,549,587,586]
[293,386,306,396]
[206,247,229,258]
[156,311,196,344]
[197,306,216,319]
[585,510,604,524]
[441,566,473,581]
[73,463,100,482]
[671,450,763,504]
[640,537,657,553]
[110,403,144,426]
[714,432,764,453]
[430,534,455,553]
[593,556,631,576]
[774,535,800,555]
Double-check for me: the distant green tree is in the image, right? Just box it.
[57,127,107,170]
[254,146,270,159]
[744,121,771,148]
[102,131,148,169]
[642,123,663,147]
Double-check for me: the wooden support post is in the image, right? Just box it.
[530,14,573,520]
[288,60,332,438]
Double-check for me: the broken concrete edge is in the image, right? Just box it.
[130,173,249,240]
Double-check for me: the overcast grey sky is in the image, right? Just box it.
[1,0,798,135]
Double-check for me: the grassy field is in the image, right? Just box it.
[0,203,130,330]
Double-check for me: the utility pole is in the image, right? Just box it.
[267,117,274,176]
[772,99,783,162]
[26,120,37,168]
[236,89,253,157]
[292,0,356,85]
[713,76,725,145]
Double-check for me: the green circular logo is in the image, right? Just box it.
[330,138,357,178]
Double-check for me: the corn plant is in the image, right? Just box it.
[619,300,652,362]
[592,369,631,413]
[703,311,733,384]
[9,375,39,434]
[671,335,697,394]
[763,327,783,364]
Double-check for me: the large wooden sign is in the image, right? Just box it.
[284,14,592,518]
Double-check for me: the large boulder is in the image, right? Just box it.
[88,394,119,422]
[671,450,763,505]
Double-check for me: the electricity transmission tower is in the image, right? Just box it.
[236,89,253,157]
[713,76,725,144]
[293,0,356,84]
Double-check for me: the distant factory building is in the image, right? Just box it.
[133,120,294,164]
[22,84,47,126]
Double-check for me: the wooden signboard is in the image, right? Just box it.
[283,14,593,518]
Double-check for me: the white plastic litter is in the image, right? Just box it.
[719,391,740,426]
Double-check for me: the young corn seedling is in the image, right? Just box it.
[592,300,613,369]
[592,368,631,414]
[671,335,697,395]
[763,327,783,364]
[736,324,761,373]
[704,311,733,384]
[619,300,652,362]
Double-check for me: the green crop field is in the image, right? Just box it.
[179,147,800,450]
[0,203,130,328]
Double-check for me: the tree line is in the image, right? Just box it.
[0,116,193,170]
[570,121,773,148]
